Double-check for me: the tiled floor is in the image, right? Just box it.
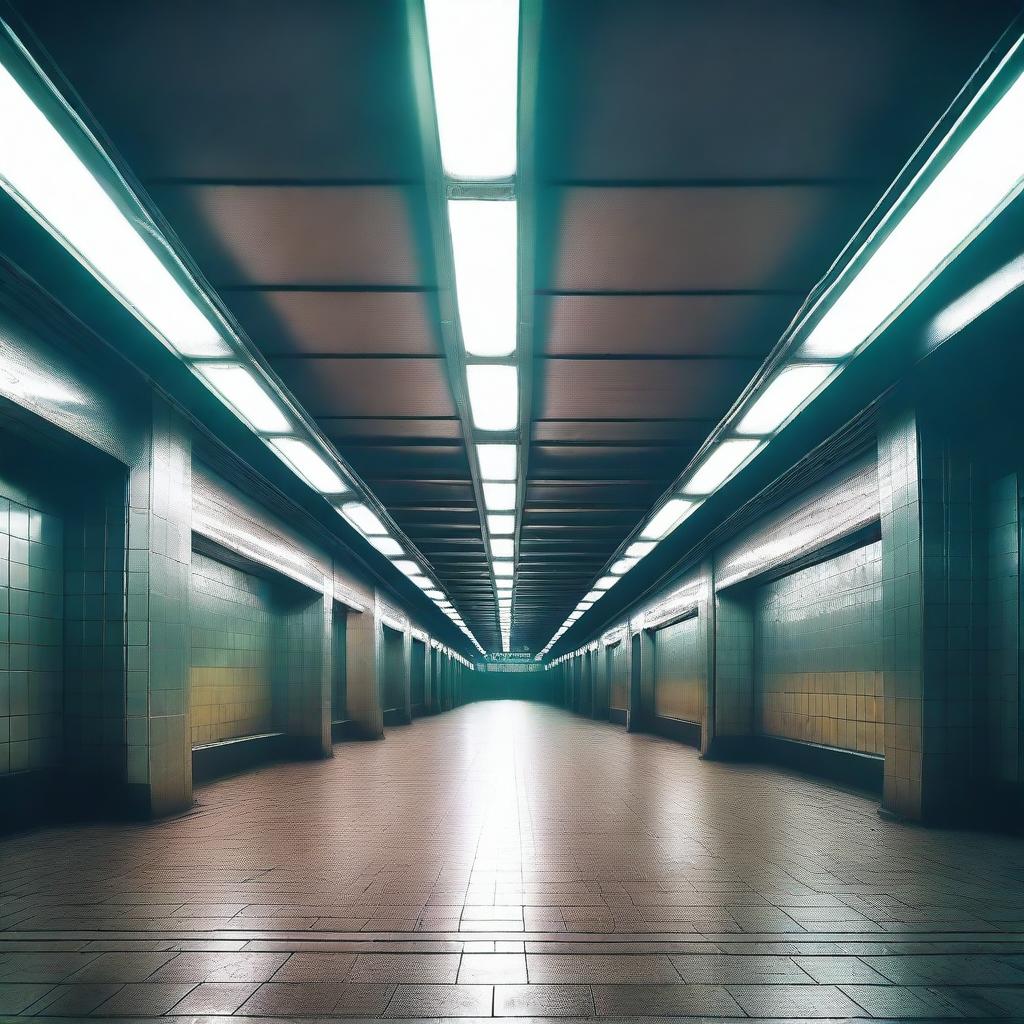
[2,700,1024,1021]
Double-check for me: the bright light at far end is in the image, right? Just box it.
[0,63,228,358]
[735,364,834,435]
[449,200,517,357]
[467,364,518,430]
[641,498,697,541]
[683,439,761,495]
[270,438,347,494]
[340,501,387,536]
[195,364,290,433]
[424,0,519,180]
[477,442,517,480]
[801,62,1024,358]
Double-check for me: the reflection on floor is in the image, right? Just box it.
[2,700,1024,1019]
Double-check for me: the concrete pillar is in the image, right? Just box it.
[627,630,654,732]
[877,401,976,823]
[125,396,192,818]
[345,598,384,739]
[282,588,332,758]
[398,627,413,724]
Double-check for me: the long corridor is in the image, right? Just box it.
[2,702,1024,1019]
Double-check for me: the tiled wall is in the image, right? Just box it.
[0,479,64,775]
[189,552,277,745]
[653,615,703,723]
[983,471,1018,787]
[754,543,883,754]
[608,641,627,711]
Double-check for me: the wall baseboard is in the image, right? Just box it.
[192,732,290,785]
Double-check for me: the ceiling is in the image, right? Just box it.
[10,0,1022,652]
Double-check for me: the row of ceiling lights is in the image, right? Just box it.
[0,23,487,653]
[424,0,522,652]
[540,29,1024,657]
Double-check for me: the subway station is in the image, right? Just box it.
[2,1,1024,1020]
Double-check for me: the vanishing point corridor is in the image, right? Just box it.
[3,702,1024,1019]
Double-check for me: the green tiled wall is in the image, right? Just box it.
[653,615,703,724]
[754,543,883,754]
[0,481,64,775]
[189,551,276,745]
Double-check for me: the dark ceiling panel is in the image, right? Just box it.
[541,294,798,356]
[228,291,441,356]
[532,420,714,444]
[18,0,423,180]
[271,358,455,418]
[320,418,463,442]
[537,0,1019,182]
[149,185,430,288]
[538,358,759,420]
[543,185,874,293]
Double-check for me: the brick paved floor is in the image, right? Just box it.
[2,700,1024,1020]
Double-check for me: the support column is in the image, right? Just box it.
[125,396,192,817]
[282,588,332,758]
[398,627,413,724]
[345,598,384,739]
[877,400,976,822]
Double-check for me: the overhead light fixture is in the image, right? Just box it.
[477,442,517,480]
[801,58,1024,358]
[270,438,347,494]
[594,576,617,591]
[487,513,515,535]
[194,364,290,433]
[467,364,518,430]
[492,560,514,576]
[735,364,834,435]
[576,601,593,611]
[340,501,387,536]
[641,498,697,541]
[425,589,444,600]
[368,535,403,557]
[490,537,514,557]
[625,541,656,558]
[448,199,517,357]
[423,0,519,180]
[610,557,639,575]
[495,578,513,590]
[0,62,229,359]
[567,611,581,622]
[483,481,516,511]
[409,575,432,591]
[584,589,602,602]
[393,560,422,578]
[683,439,761,494]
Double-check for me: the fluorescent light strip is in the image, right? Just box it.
[490,537,514,557]
[487,513,515,535]
[449,199,518,357]
[270,438,346,494]
[194,364,290,433]
[735,365,834,435]
[682,439,762,495]
[0,62,228,358]
[802,57,1024,358]
[0,48,484,657]
[424,0,519,180]
[368,536,403,557]
[467,364,518,430]
[483,481,516,511]
[340,501,386,536]
[540,48,1024,661]
[478,442,517,481]
[641,499,697,541]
